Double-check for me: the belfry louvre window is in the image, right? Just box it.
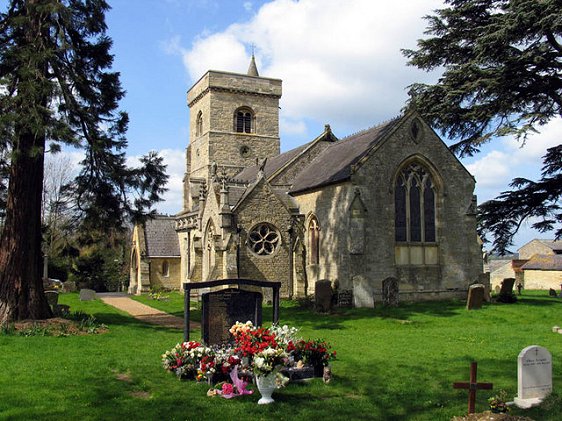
[235,109,253,133]
[395,163,436,242]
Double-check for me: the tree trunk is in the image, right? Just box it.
[0,130,52,323]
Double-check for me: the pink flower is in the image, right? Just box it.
[222,383,234,395]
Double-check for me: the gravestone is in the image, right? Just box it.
[315,280,333,313]
[382,277,399,307]
[79,289,96,301]
[499,278,515,296]
[63,281,76,292]
[353,276,373,308]
[202,288,262,345]
[45,291,59,307]
[514,345,552,408]
[466,284,485,310]
[337,289,353,308]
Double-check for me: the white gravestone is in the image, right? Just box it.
[352,276,374,308]
[514,345,552,408]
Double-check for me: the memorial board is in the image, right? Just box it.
[202,288,262,345]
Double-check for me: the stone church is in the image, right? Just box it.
[129,57,483,305]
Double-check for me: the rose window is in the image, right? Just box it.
[248,223,280,255]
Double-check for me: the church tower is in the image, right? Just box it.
[184,57,282,211]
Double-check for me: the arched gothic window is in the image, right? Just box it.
[308,216,320,265]
[195,111,203,137]
[234,107,253,133]
[394,162,438,266]
[395,163,436,243]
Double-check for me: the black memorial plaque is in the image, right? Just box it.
[202,288,262,345]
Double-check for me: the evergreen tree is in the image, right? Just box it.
[0,0,168,322]
[403,0,562,253]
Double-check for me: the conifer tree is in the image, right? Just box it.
[0,0,168,322]
[403,0,562,253]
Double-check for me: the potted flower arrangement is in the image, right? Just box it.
[488,390,510,414]
[293,339,337,377]
[161,341,212,379]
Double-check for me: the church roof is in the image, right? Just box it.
[289,117,401,194]
[521,254,562,271]
[235,141,313,183]
[144,216,180,257]
[234,125,338,184]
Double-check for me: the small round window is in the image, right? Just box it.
[247,223,280,256]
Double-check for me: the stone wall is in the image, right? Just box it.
[490,261,516,291]
[187,70,281,182]
[149,257,182,290]
[235,180,293,297]
[292,113,482,305]
[518,240,554,259]
[523,270,562,290]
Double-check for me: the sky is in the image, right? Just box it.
[36,0,562,251]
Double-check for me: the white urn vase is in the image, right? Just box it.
[256,372,276,404]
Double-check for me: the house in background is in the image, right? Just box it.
[129,216,181,294]
[519,240,562,290]
[487,239,562,292]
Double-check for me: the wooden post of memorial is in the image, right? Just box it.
[453,361,493,414]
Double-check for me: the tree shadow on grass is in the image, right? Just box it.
[265,299,468,332]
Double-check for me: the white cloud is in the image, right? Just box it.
[156,148,186,215]
[127,149,186,216]
[465,117,562,200]
[178,0,444,134]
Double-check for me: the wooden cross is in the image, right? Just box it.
[453,361,493,414]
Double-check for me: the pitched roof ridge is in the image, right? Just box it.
[339,115,401,142]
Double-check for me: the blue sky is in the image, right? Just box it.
[43,1,562,251]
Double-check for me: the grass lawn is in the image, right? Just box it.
[1,291,560,421]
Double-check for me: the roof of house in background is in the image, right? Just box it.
[521,254,562,271]
[538,240,562,252]
[144,216,180,257]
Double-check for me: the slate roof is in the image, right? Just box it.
[289,118,401,194]
[521,254,562,271]
[235,141,313,183]
[144,216,180,257]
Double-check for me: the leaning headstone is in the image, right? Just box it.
[498,278,516,303]
[499,278,515,296]
[466,284,485,310]
[514,345,552,408]
[353,276,373,308]
[79,289,96,301]
[45,290,59,308]
[202,288,262,345]
[315,280,333,313]
[382,277,399,307]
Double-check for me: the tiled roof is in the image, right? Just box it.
[289,118,400,194]
[144,216,180,257]
[521,254,562,271]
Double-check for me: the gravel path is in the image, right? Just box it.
[98,292,200,330]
